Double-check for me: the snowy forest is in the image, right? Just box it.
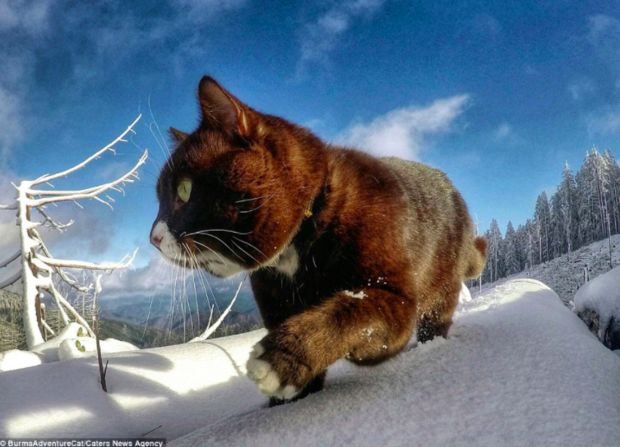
[480,148,620,284]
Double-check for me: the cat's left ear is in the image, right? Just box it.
[169,127,188,143]
[198,76,261,140]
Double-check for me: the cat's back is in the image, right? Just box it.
[379,156,467,226]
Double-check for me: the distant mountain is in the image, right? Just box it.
[0,283,263,350]
[98,286,262,347]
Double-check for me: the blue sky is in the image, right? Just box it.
[1,0,620,295]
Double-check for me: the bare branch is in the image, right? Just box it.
[0,270,22,289]
[35,207,74,231]
[32,115,142,185]
[0,250,21,268]
[38,281,95,337]
[36,248,138,272]
[190,279,244,342]
[41,319,56,337]
[28,150,148,208]
[33,231,91,293]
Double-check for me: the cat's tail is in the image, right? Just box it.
[465,236,487,278]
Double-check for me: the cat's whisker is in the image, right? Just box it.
[185,228,253,237]
[191,239,228,265]
[233,236,267,259]
[182,242,198,339]
[235,193,274,204]
[147,95,175,172]
[198,233,245,263]
[239,202,266,214]
[232,239,261,265]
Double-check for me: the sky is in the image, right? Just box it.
[1,0,620,298]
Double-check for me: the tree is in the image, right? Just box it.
[534,192,552,263]
[503,221,520,275]
[0,116,147,348]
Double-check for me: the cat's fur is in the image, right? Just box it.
[151,76,487,404]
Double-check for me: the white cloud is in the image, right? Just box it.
[297,0,387,77]
[0,87,24,165]
[335,94,470,160]
[568,78,596,101]
[170,0,248,20]
[0,0,54,36]
[587,106,620,135]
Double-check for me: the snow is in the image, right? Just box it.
[574,265,620,340]
[0,322,139,371]
[1,279,619,445]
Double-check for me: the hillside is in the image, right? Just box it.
[474,234,620,305]
[0,290,26,352]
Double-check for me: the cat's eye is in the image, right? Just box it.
[177,178,192,203]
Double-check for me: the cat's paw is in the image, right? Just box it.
[246,341,308,400]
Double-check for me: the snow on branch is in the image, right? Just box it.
[0,202,17,210]
[37,249,137,272]
[32,114,142,186]
[27,150,148,209]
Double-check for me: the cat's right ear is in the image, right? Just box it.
[169,127,188,143]
[198,76,259,139]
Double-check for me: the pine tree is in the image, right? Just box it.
[503,221,520,275]
[534,192,552,263]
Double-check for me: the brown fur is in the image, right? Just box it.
[152,76,487,403]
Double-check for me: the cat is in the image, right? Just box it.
[150,76,487,404]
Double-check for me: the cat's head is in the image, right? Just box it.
[150,76,324,277]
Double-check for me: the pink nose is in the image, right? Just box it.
[150,233,163,248]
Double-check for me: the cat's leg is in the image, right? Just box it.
[246,288,417,400]
[416,281,461,344]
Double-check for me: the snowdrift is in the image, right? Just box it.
[1,279,619,446]
[574,265,620,349]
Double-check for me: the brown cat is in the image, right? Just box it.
[150,76,487,404]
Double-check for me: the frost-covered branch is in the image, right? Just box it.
[37,249,137,272]
[32,115,142,185]
[190,280,244,343]
[28,150,148,209]
[35,207,74,231]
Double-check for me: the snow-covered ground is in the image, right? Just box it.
[1,279,619,445]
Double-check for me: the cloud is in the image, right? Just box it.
[587,106,620,135]
[0,1,55,164]
[335,94,470,160]
[0,87,24,165]
[297,0,387,77]
[169,0,248,21]
[568,78,596,101]
[0,0,54,36]
[586,14,620,75]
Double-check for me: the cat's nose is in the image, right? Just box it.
[150,233,163,248]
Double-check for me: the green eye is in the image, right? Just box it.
[177,178,192,203]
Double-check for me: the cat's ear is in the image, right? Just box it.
[169,127,188,143]
[198,76,259,139]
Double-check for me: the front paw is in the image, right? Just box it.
[246,341,310,400]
